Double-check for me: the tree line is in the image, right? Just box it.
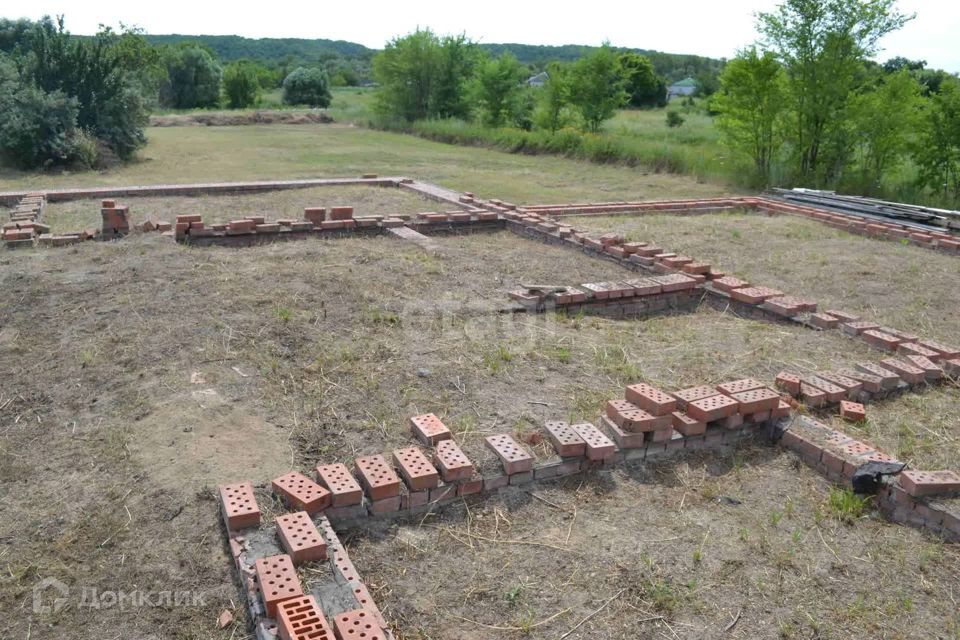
[0,16,334,169]
[712,0,960,204]
[372,29,671,134]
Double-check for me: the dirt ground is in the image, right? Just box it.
[1,226,956,639]
[36,185,436,232]
[347,443,960,640]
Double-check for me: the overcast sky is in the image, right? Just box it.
[4,0,958,72]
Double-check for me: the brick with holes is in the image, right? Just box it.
[855,362,901,389]
[716,378,765,396]
[650,273,698,292]
[569,422,616,461]
[879,358,926,385]
[816,372,863,396]
[276,595,333,640]
[730,387,780,414]
[773,399,791,419]
[809,312,840,329]
[409,413,452,444]
[670,385,721,409]
[730,286,783,304]
[485,434,534,475]
[918,340,960,360]
[432,439,475,482]
[799,383,827,407]
[824,309,861,323]
[765,296,815,317]
[606,399,671,432]
[315,463,364,507]
[898,470,960,497]
[354,455,401,501]
[272,472,332,514]
[803,377,846,403]
[544,421,586,458]
[837,368,882,393]
[218,482,260,531]
[623,277,663,296]
[774,372,802,396]
[600,416,646,449]
[276,511,328,564]
[255,554,304,618]
[841,321,880,336]
[902,355,943,381]
[686,394,740,423]
[711,276,749,292]
[862,329,902,351]
[333,609,386,640]
[839,401,866,423]
[671,411,706,436]
[898,342,942,362]
[392,446,440,491]
[625,382,677,416]
[943,359,960,377]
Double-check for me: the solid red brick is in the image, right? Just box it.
[681,261,711,275]
[625,382,677,416]
[277,595,333,640]
[228,219,255,233]
[175,214,202,224]
[716,378,765,395]
[712,276,750,292]
[671,411,706,436]
[218,482,260,531]
[570,422,616,461]
[304,207,326,225]
[730,387,780,414]
[661,255,693,268]
[272,471,332,514]
[333,609,386,640]
[943,359,960,377]
[774,372,802,396]
[686,394,740,422]
[670,385,721,409]
[355,455,402,501]
[809,312,840,329]
[898,470,960,497]
[255,554,304,618]
[544,421,586,458]
[840,401,866,423]
[605,399,671,432]
[879,358,926,385]
[316,463,364,507]
[101,199,116,208]
[245,216,266,225]
[433,439,475,482]
[276,511,328,565]
[484,434,534,475]
[328,206,354,221]
[392,446,440,491]
[730,286,783,304]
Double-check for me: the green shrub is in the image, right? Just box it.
[0,84,80,168]
[223,61,261,109]
[282,67,332,107]
[161,45,222,109]
[666,110,685,128]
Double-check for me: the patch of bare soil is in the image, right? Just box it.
[347,443,960,639]
[149,110,334,127]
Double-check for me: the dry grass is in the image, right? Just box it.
[38,185,435,233]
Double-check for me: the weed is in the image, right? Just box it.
[827,487,872,523]
[770,510,783,526]
[645,578,678,612]
[505,584,523,606]
[275,306,292,322]
[483,344,514,373]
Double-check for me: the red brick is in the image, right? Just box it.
[650,273,698,292]
[272,471,332,514]
[839,401,866,422]
[716,378,765,395]
[333,609,386,640]
[320,220,346,230]
[600,416,645,449]
[649,426,674,442]
[686,394,740,422]
[660,255,693,268]
[625,382,677,416]
[765,296,815,317]
[730,387,780,414]
[570,422,616,461]
[276,511,328,565]
[837,368,882,393]
[101,199,116,208]
[855,362,901,388]
[862,329,902,351]
[918,340,960,360]
[218,482,260,531]
[879,358,926,385]
[772,399,791,419]
[712,276,750,292]
[803,377,846,403]
[315,463,364,507]
[634,244,662,257]
[824,309,861,323]
[255,554,304,618]
[228,219,255,233]
[328,206,354,221]
[774,372,801,396]
[580,282,611,299]
[544,421,586,458]
[671,411,706,436]
[681,261,711,275]
[392,446,440,491]
[484,434,534,475]
[304,207,326,225]
[277,595,333,640]
[943,359,960,377]
[256,223,282,233]
[898,470,960,497]
[809,312,840,329]
[815,371,863,395]
[670,385,721,409]
[175,214,202,224]
[897,342,942,362]
[456,473,484,496]
[622,277,663,296]
[903,355,943,380]
[841,321,880,336]
[605,399,671,432]
[799,383,827,407]
[244,216,266,225]
[354,455,401,501]
[730,286,783,304]
[433,439,475,482]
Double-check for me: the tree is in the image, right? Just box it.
[223,61,260,108]
[914,79,960,204]
[850,70,922,190]
[568,44,626,132]
[619,52,665,107]
[757,0,913,184]
[533,62,570,133]
[713,48,788,182]
[473,53,523,126]
[161,45,222,109]
[282,67,331,107]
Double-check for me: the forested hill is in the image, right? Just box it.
[143,34,723,80]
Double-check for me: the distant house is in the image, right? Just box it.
[667,78,698,100]
[527,71,549,87]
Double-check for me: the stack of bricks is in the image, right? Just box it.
[100,199,130,240]
[4,193,50,247]
[708,276,818,319]
[780,415,902,483]
[508,275,699,311]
